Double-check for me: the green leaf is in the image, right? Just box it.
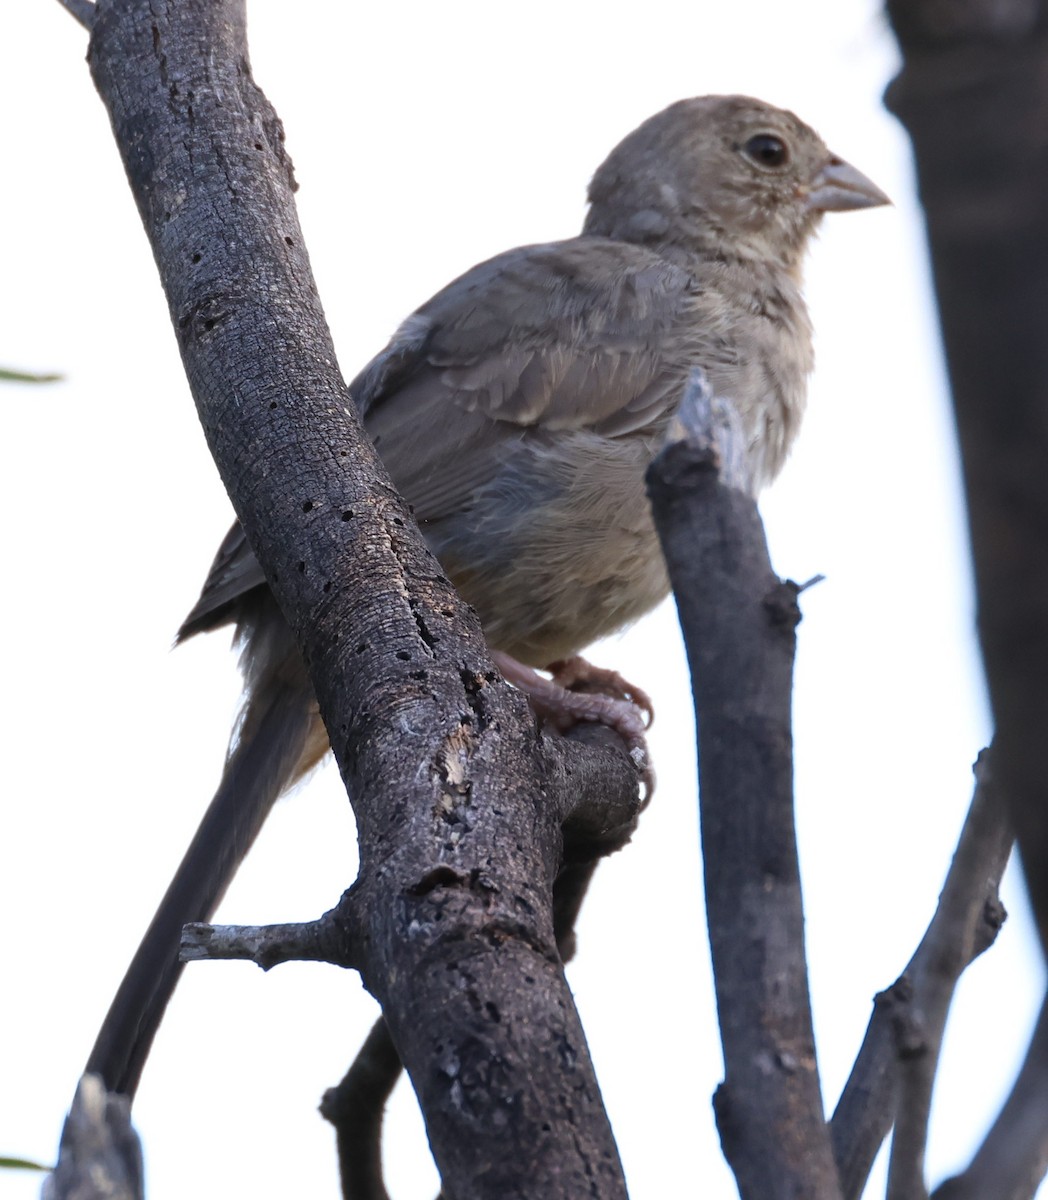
[0,1155,51,1171]
[0,367,64,384]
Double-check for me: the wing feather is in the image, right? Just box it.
[351,237,703,521]
[185,236,711,628]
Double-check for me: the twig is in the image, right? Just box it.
[181,914,357,971]
[830,751,1012,1199]
[886,753,1012,1199]
[932,991,1048,1200]
[321,1019,401,1200]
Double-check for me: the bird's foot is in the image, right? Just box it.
[491,651,654,795]
[546,656,654,728]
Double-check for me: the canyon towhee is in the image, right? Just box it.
[87,94,888,1096]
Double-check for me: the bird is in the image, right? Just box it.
[85,94,888,1099]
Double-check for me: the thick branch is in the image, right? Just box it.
[55,0,95,30]
[647,377,840,1200]
[885,0,1048,958]
[319,850,609,1200]
[883,8,1048,1194]
[84,3,636,1195]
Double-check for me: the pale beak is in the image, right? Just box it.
[806,156,891,213]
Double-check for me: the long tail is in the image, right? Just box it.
[86,589,323,1099]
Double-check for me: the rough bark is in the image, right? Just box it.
[44,1076,142,1200]
[81,2,641,1196]
[647,379,841,1200]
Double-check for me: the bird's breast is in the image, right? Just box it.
[422,427,670,666]
[681,263,814,490]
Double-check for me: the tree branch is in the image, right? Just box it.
[321,1018,401,1200]
[180,916,357,971]
[882,6,1048,1194]
[54,0,95,30]
[886,753,1012,1200]
[647,372,841,1200]
[80,3,640,1195]
[885,0,1048,959]
[828,752,1012,1199]
[933,991,1048,1200]
[44,1076,142,1200]
[317,813,622,1200]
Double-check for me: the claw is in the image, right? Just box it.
[491,651,655,799]
[546,656,654,728]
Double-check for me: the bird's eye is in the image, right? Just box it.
[742,134,789,169]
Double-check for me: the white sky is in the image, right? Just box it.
[3,2,1043,1198]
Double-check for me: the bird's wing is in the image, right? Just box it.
[352,237,705,521]
[181,238,707,634]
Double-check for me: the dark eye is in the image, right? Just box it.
[742,134,789,168]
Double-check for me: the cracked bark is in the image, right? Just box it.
[73,2,643,1196]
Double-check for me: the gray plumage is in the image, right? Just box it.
[87,95,888,1097]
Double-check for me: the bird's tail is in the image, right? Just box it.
[86,602,322,1099]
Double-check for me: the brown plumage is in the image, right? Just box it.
[86,95,888,1097]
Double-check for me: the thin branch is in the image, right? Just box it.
[53,0,95,30]
[180,915,358,971]
[830,753,1011,1199]
[932,991,1048,1200]
[886,753,1012,1199]
[321,1019,401,1200]
[647,371,841,1200]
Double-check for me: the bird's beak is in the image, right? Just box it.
[806,157,891,213]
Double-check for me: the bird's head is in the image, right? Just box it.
[584,95,889,270]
